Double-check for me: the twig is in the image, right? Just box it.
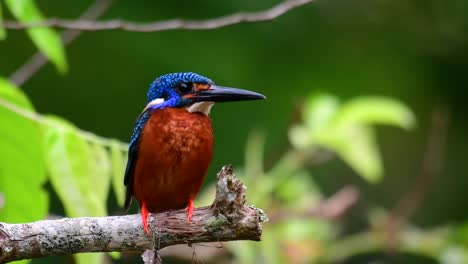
[159,243,226,263]
[268,185,359,224]
[2,0,316,32]
[0,97,128,151]
[9,0,115,86]
[0,166,266,263]
[385,107,450,250]
[142,248,162,264]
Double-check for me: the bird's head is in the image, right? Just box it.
[144,72,265,115]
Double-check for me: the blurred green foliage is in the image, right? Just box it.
[4,0,67,72]
[1,0,468,263]
[221,94,417,263]
[0,3,5,40]
[289,94,415,182]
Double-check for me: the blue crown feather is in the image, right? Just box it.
[147,72,213,103]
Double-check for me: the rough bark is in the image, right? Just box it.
[0,166,266,263]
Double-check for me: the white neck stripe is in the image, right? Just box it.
[143,98,165,112]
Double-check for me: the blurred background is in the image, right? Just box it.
[1,0,468,263]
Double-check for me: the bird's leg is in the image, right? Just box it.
[141,202,151,235]
[186,199,194,223]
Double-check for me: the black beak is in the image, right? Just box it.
[193,86,266,103]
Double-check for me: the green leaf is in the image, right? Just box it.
[14,261,30,264]
[4,0,67,72]
[42,116,105,217]
[332,96,416,130]
[318,125,383,183]
[440,247,468,264]
[293,95,416,183]
[109,252,121,260]
[110,141,126,207]
[0,3,6,40]
[304,94,340,131]
[42,116,106,264]
[288,125,311,149]
[0,78,48,223]
[289,94,340,149]
[90,142,111,207]
[75,253,104,264]
[324,96,415,182]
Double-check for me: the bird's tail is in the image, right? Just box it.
[124,186,133,212]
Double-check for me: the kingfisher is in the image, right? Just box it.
[124,72,265,234]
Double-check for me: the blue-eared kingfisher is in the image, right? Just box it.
[124,72,265,234]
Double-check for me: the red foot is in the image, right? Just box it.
[186,199,194,223]
[141,202,151,235]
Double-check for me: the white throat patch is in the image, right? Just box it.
[187,102,214,115]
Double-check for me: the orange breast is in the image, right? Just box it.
[132,108,214,212]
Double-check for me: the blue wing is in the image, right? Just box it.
[124,110,151,211]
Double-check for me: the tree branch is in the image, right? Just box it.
[0,166,266,263]
[385,107,450,250]
[9,0,115,87]
[268,185,359,224]
[1,0,317,32]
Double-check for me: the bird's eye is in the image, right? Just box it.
[177,82,193,94]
